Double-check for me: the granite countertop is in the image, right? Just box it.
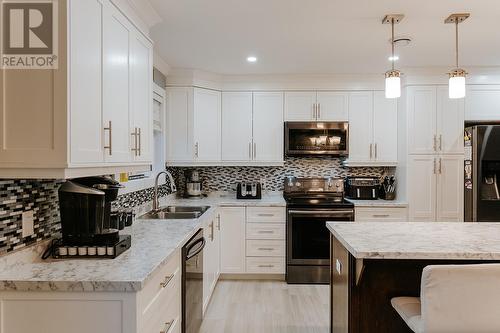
[346,199,408,208]
[0,191,285,293]
[327,222,500,260]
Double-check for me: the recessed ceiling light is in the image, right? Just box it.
[247,56,257,63]
[388,55,399,61]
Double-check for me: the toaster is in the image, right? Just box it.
[236,182,262,199]
[344,177,380,200]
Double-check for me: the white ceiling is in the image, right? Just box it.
[149,0,500,75]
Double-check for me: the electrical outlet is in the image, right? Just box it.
[22,210,34,238]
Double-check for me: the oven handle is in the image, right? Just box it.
[288,209,354,217]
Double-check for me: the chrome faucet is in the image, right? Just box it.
[153,171,177,211]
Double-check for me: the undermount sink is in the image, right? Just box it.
[140,206,210,220]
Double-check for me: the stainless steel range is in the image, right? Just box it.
[284,177,354,284]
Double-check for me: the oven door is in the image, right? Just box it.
[285,121,349,156]
[287,208,354,266]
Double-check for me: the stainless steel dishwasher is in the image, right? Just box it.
[182,229,205,333]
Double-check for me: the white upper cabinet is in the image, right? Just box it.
[102,4,131,163]
[284,92,316,121]
[130,33,153,162]
[166,87,193,162]
[407,86,464,155]
[373,91,398,162]
[407,86,437,155]
[316,92,349,121]
[285,91,349,121]
[193,88,221,162]
[465,85,500,121]
[70,0,104,164]
[252,92,284,162]
[436,86,465,154]
[348,92,373,162]
[221,92,253,162]
[0,0,153,178]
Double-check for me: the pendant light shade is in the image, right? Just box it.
[383,14,404,99]
[445,13,469,99]
[385,70,401,98]
[449,69,466,99]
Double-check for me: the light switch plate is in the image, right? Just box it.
[22,210,34,238]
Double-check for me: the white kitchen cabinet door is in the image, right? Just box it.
[219,207,246,274]
[221,92,253,161]
[408,155,438,221]
[130,33,153,162]
[102,5,131,163]
[437,86,465,155]
[373,91,398,163]
[166,88,193,162]
[253,92,284,162]
[193,88,221,162]
[203,216,217,313]
[284,92,317,121]
[407,86,437,155]
[465,85,500,121]
[436,155,464,222]
[348,92,373,161]
[316,92,349,121]
[69,0,104,164]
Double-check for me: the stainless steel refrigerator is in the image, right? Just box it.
[464,125,500,221]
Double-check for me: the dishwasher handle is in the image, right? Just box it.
[186,237,206,260]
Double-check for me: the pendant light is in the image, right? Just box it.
[445,13,469,99]
[383,14,404,99]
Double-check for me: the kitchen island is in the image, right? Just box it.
[327,222,500,333]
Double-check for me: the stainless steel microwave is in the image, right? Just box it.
[285,122,349,156]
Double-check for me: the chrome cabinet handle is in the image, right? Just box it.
[249,142,252,159]
[258,265,275,268]
[138,127,141,156]
[439,158,442,174]
[253,142,256,159]
[160,320,174,333]
[258,247,275,251]
[312,103,316,119]
[104,121,112,155]
[372,214,390,218]
[195,142,199,158]
[433,158,437,174]
[160,274,175,288]
[257,213,275,217]
[217,214,221,230]
[318,103,321,119]
[131,127,138,156]
[374,143,378,159]
[210,221,214,241]
[439,134,443,151]
[369,143,373,159]
[258,230,274,234]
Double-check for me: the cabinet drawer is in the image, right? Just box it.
[246,240,285,257]
[246,223,285,240]
[138,249,181,315]
[141,267,181,333]
[246,207,285,223]
[355,207,408,222]
[246,257,285,274]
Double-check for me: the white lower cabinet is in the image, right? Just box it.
[219,207,246,273]
[203,211,220,313]
[355,207,408,222]
[408,155,464,222]
[0,250,181,333]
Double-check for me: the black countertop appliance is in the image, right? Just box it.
[344,176,380,200]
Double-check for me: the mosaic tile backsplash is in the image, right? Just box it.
[0,156,387,256]
[170,156,389,196]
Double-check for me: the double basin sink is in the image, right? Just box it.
[140,206,210,220]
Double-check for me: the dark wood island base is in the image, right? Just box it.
[330,235,500,333]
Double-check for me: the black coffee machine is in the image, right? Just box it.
[52,176,131,258]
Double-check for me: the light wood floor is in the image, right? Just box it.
[200,280,330,333]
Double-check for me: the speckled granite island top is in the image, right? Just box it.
[0,192,285,293]
[327,222,500,260]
